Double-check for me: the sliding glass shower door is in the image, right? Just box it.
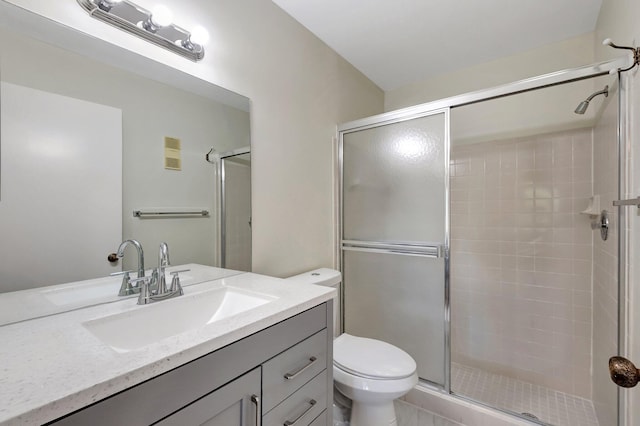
[340,109,449,386]
[339,58,628,425]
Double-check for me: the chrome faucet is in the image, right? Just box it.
[116,239,145,279]
[156,242,170,294]
[134,242,187,305]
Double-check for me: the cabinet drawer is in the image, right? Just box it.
[309,410,327,426]
[263,329,328,412]
[263,370,327,426]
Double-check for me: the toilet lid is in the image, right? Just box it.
[333,333,416,379]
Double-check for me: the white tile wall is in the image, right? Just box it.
[450,127,594,398]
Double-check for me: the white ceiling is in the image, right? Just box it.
[272,0,603,91]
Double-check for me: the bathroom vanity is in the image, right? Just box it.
[0,271,334,426]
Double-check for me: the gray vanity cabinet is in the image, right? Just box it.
[156,367,261,426]
[48,302,332,426]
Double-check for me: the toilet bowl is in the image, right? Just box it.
[286,269,418,426]
[333,333,418,426]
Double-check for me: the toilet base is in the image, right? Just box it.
[350,400,397,426]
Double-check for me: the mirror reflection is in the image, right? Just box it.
[219,151,252,271]
[0,3,251,322]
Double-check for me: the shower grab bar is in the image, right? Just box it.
[133,210,210,218]
[342,240,443,258]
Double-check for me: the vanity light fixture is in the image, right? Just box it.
[77,0,207,61]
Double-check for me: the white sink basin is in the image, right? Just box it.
[83,287,275,352]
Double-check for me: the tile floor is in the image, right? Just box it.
[394,400,463,426]
[451,363,599,426]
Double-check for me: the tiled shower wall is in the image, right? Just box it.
[450,128,594,398]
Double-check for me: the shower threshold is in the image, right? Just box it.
[451,363,599,426]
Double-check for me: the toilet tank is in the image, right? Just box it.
[286,268,341,337]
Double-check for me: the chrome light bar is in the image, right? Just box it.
[77,0,206,62]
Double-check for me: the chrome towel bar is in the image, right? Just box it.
[133,210,209,218]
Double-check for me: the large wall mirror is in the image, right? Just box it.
[0,1,251,322]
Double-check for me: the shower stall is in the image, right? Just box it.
[338,57,630,426]
[218,147,252,271]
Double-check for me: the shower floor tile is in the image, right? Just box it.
[451,363,599,426]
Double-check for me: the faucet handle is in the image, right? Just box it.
[111,270,137,296]
[130,276,153,304]
[169,269,190,295]
[110,270,133,277]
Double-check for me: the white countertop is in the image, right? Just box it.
[0,272,335,425]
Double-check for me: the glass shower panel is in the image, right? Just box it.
[341,109,448,387]
[343,113,446,243]
[338,61,624,426]
[343,250,445,384]
[449,74,617,426]
[221,152,251,271]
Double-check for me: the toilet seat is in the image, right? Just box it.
[333,363,418,397]
[333,333,416,380]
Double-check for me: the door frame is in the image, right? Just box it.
[339,107,451,389]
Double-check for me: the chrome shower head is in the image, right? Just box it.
[574,101,590,115]
[574,85,609,115]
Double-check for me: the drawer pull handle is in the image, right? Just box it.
[251,394,261,426]
[284,356,317,380]
[283,399,316,426]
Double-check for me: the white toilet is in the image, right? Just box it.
[287,268,418,426]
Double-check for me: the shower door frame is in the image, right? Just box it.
[217,146,251,269]
[337,55,631,424]
[339,107,452,387]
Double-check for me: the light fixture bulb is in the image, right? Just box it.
[150,5,173,27]
[189,26,209,46]
[97,0,123,11]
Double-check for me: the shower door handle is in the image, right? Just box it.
[341,240,444,258]
[613,197,640,208]
[609,356,640,388]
